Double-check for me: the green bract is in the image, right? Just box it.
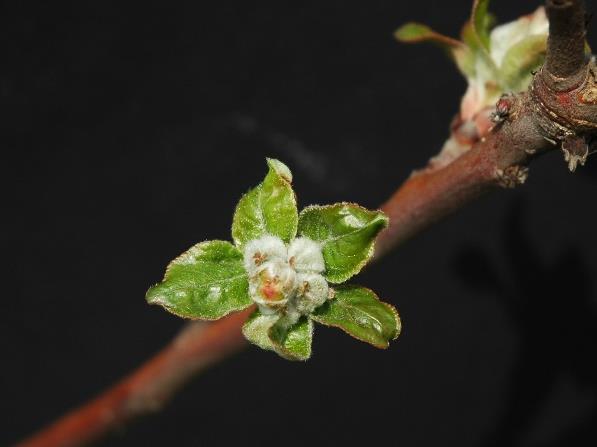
[146,158,400,360]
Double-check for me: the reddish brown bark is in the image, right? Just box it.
[15,1,596,446]
[16,308,253,447]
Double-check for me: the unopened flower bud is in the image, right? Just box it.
[288,237,325,273]
[244,235,287,276]
[249,259,297,308]
[294,272,329,315]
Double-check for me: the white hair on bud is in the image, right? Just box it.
[243,235,287,275]
[287,237,325,273]
[242,234,329,319]
[294,272,329,315]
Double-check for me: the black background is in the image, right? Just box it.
[3,0,597,445]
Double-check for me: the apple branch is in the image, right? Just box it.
[15,1,596,446]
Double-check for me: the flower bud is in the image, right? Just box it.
[243,235,287,276]
[288,237,325,273]
[294,272,329,315]
[249,259,297,308]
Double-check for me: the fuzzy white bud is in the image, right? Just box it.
[243,235,287,276]
[243,234,329,315]
[287,237,325,273]
[294,272,329,315]
[248,259,297,308]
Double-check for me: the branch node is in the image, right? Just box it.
[531,59,597,144]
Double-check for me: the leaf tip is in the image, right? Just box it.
[145,284,162,305]
[394,22,463,49]
[266,158,293,183]
[394,22,433,43]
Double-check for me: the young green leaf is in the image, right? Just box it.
[460,0,498,77]
[451,45,477,80]
[394,23,472,78]
[242,311,280,351]
[242,310,313,361]
[232,158,298,249]
[499,34,546,91]
[470,0,492,51]
[269,316,313,361]
[312,285,400,349]
[298,203,388,284]
[394,22,462,49]
[146,240,251,320]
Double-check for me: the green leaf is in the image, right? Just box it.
[312,285,400,349]
[499,34,546,91]
[394,22,462,49]
[460,20,499,82]
[459,1,499,82]
[242,311,280,351]
[395,23,473,78]
[269,316,313,361]
[242,310,313,361]
[232,158,297,250]
[298,203,388,284]
[470,0,492,50]
[460,21,480,53]
[146,240,251,320]
[452,45,477,80]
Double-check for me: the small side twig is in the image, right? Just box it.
[545,0,587,78]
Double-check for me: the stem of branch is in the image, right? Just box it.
[375,90,551,258]
[15,308,252,447]
[14,1,597,446]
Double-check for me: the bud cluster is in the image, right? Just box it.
[243,235,331,321]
